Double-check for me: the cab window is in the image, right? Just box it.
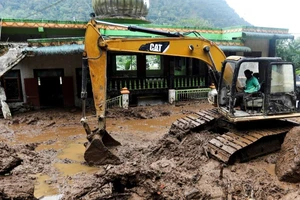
[270,64,294,93]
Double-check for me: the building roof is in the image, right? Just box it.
[0,18,294,57]
[0,43,27,77]
[0,18,294,43]
[25,44,84,56]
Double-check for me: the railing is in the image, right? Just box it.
[108,76,206,93]
[175,88,211,101]
[105,87,210,108]
[174,76,206,89]
[106,95,122,109]
[108,77,168,92]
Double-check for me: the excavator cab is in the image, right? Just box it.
[216,56,300,122]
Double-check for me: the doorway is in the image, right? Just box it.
[34,69,64,107]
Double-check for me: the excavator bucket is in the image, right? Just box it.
[82,120,122,166]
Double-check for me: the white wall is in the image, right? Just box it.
[245,39,270,57]
[14,53,82,106]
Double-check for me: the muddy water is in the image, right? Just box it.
[34,174,59,198]
[108,114,183,141]
[32,130,100,198]
[1,112,183,199]
[0,104,199,199]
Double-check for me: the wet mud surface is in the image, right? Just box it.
[1,101,300,199]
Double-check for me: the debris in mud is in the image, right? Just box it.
[276,126,300,183]
[0,143,40,199]
[0,141,64,199]
[0,143,22,175]
[61,131,220,199]
[106,106,171,119]
[1,103,300,199]
[0,176,38,200]
[60,122,300,200]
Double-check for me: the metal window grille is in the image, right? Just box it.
[175,88,211,101]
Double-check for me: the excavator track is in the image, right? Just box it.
[169,108,221,139]
[206,121,294,164]
[169,108,296,164]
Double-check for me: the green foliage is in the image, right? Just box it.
[116,55,137,71]
[0,0,92,21]
[125,60,131,70]
[0,0,251,28]
[147,0,251,28]
[276,38,300,74]
[146,55,161,70]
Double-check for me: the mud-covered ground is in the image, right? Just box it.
[1,101,300,200]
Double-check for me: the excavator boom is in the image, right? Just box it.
[84,19,226,119]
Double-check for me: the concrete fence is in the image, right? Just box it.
[106,88,211,109]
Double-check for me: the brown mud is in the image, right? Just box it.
[276,126,300,183]
[0,101,300,199]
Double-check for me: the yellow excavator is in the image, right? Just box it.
[81,17,300,165]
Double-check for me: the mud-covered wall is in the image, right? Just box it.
[13,54,82,107]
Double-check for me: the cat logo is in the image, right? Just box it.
[150,43,163,52]
[139,42,170,53]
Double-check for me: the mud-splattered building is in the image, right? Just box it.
[0,17,294,111]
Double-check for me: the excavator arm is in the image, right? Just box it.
[83,19,226,122]
[81,19,226,165]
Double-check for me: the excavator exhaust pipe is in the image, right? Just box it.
[82,120,122,166]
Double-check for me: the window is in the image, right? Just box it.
[271,64,294,93]
[173,57,186,76]
[116,55,137,71]
[1,70,23,102]
[237,62,259,88]
[146,55,161,70]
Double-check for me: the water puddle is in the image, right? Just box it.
[54,163,99,176]
[56,138,86,162]
[39,194,63,200]
[14,126,83,144]
[264,164,276,176]
[34,174,59,199]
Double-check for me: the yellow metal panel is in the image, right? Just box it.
[102,37,226,72]
[84,22,107,120]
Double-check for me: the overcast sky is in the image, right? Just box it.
[225,0,299,37]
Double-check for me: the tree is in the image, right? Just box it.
[0,0,251,27]
[276,38,300,74]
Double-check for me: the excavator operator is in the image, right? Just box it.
[243,69,260,93]
[235,69,260,109]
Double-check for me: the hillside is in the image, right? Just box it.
[0,0,251,28]
[147,0,251,28]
